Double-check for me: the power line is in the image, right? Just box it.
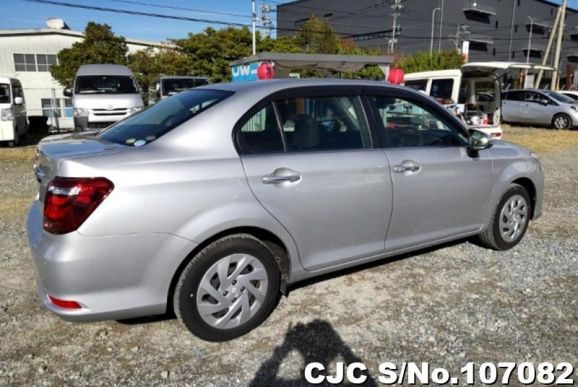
[23,0,249,28]
[103,0,250,19]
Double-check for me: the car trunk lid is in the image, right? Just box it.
[33,133,125,208]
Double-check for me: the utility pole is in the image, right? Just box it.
[526,17,533,63]
[535,8,561,88]
[552,0,568,90]
[438,0,445,52]
[431,7,441,55]
[261,2,273,38]
[451,25,469,50]
[251,0,256,55]
[388,0,403,53]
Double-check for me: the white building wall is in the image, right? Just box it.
[0,29,169,129]
[0,33,83,128]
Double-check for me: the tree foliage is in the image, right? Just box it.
[50,22,128,87]
[296,16,340,54]
[127,48,193,97]
[393,50,465,74]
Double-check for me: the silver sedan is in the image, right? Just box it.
[27,79,544,341]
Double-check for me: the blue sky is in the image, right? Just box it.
[2,0,578,42]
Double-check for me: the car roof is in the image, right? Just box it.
[77,64,134,76]
[196,78,406,95]
[160,75,208,80]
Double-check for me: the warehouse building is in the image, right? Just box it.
[277,0,578,81]
[0,18,171,129]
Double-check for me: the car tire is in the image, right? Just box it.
[477,184,531,251]
[552,113,572,130]
[173,234,280,341]
[7,127,20,147]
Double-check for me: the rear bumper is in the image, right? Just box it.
[26,201,197,322]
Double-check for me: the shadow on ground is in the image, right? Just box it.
[249,319,377,386]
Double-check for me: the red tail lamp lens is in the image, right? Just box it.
[43,177,114,234]
[48,295,82,310]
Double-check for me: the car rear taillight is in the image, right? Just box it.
[43,177,114,234]
[48,295,82,309]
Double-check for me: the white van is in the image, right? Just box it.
[403,62,555,139]
[0,76,28,146]
[149,75,210,104]
[64,64,144,131]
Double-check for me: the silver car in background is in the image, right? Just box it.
[27,79,543,341]
[502,88,578,129]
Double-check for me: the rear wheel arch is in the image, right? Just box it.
[167,227,290,315]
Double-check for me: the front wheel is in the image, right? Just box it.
[174,234,280,341]
[477,184,531,251]
[552,113,572,130]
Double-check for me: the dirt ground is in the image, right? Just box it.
[0,128,577,386]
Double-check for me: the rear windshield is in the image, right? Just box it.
[0,84,10,104]
[75,75,139,95]
[543,90,576,104]
[98,89,233,146]
[162,78,209,96]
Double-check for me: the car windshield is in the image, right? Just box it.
[98,89,234,146]
[543,90,576,104]
[75,75,139,95]
[162,78,209,96]
[0,84,10,104]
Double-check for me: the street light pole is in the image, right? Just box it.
[431,7,441,55]
[526,17,533,63]
[438,0,445,52]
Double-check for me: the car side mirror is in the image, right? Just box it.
[539,98,549,106]
[468,129,493,152]
[13,96,24,105]
[63,88,72,97]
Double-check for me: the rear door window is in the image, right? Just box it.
[98,89,233,146]
[430,79,454,101]
[504,91,525,101]
[237,103,284,154]
[278,95,372,152]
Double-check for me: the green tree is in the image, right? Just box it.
[296,16,339,54]
[50,22,128,87]
[176,27,254,83]
[128,48,194,99]
[393,50,464,73]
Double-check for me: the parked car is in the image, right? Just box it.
[149,75,210,104]
[502,88,578,129]
[0,76,28,146]
[64,64,144,131]
[28,79,544,341]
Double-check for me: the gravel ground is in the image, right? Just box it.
[0,140,577,386]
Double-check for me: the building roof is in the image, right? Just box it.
[0,28,176,49]
[231,52,394,72]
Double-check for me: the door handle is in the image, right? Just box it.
[393,160,422,174]
[262,174,300,184]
